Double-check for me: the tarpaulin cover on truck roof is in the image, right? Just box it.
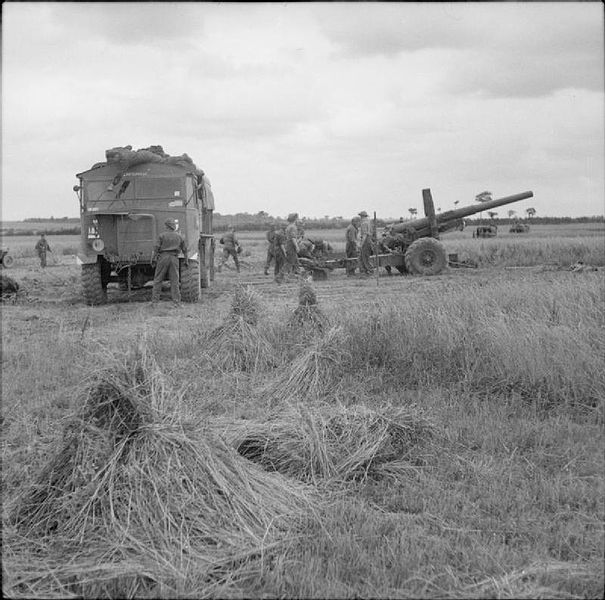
[90,145,206,179]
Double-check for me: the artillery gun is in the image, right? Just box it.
[301,189,533,279]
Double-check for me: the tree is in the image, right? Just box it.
[408,208,417,219]
[488,211,498,220]
[526,207,536,219]
[475,191,492,203]
[508,209,516,218]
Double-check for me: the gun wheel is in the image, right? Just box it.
[404,238,447,276]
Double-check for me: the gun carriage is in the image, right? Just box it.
[299,189,533,280]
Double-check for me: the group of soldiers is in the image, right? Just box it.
[344,210,374,276]
[218,210,400,283]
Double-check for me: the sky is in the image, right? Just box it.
[2,1,604,221]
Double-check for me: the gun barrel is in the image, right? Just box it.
[392,191,533,233]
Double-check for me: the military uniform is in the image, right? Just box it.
[345,219,360,276]
[297,239,315,259]
[219,229,240,273]
[358,212,373,275]
[285,219,300,275]
[35,236,52,268]
[273,227,287,283]
[264,226,276,275]
[151,220,187,304]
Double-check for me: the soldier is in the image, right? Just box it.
[264,223,276,276]
[273,224,288,283]
[34,233,52,268]
[345,216,360,276]
[218,227,240,273]
[377,232,395,275]
[297,238,315,259]
[151,218,187,305]
[358,210,373,276]
[285,213,300,276]
[307,237,333,258]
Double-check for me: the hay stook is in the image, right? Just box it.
[7,346,316,597]
[206,284,273,372]
[224,403,435,484]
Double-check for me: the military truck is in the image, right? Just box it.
[509,222,530,233]
[74,146,214,305]
[473,224,498,238]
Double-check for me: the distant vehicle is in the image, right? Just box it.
[473,225,498,238]
[509,222,530,233]
[1,247,15,268]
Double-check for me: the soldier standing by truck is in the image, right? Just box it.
[358,211,373,276]
[34,233,52,268]
[151,218,188,306]
[345,216,360,276]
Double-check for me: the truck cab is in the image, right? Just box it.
[75,161,214,304]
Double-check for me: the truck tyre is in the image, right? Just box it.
[82,262,106,305]
[181,259,200,302]
[2,255,15,268]
[404,238,447,276]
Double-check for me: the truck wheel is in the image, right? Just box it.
[181,259,200,302]
[2,255,15,268]
[82,262,107,305]
[404,238,447,276]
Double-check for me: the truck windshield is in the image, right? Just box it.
[84,177,185,205]
[136,177,184,199]
[85,179,135,204]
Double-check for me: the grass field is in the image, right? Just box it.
[1,224,604,598]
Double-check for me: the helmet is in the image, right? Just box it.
[358,210,369,218]
[165,218,176,230]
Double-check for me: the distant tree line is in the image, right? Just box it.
[470,215,604,226]
[2,213,602,237]
[23,217,79,223]
[0,227,81,236]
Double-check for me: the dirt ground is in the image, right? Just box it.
[1,252,595,315]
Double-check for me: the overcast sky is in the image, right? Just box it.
[2,2,603,221]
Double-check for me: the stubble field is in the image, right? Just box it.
[2,223,604,599]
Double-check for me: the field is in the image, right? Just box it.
[2,223,604,599]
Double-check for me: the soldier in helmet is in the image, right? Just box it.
[357,210,373,276]
[284,213,300,277]
[345,216,361,276]
[272,223,288,283]
[34,233,52,268]
[151,218,188,306]
[264,223,276,276]
[218,226,240,273]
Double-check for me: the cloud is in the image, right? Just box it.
[320,3,603,97]
[47,3,207,46]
